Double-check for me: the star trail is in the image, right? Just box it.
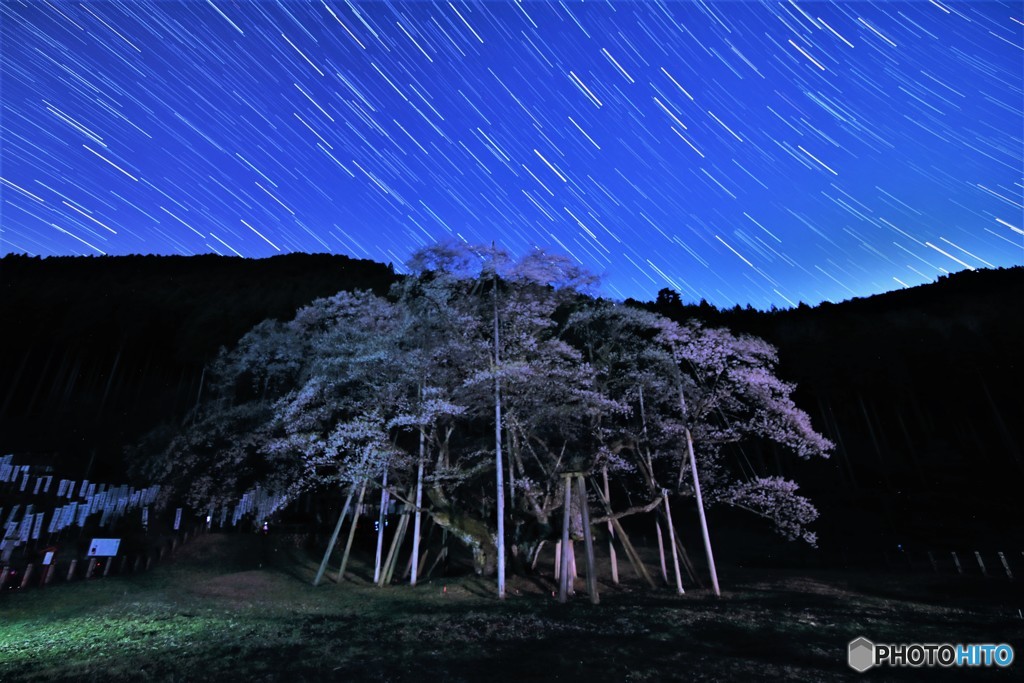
[1,0,1021,307]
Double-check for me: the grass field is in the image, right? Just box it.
[1,532,1021,682]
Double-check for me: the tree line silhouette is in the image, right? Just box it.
[2,252,1021,562]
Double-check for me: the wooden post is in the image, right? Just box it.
[558,474,572,603]
[654,520,668,584]
[379,501,411,587]
[927,551,938,573]
[337,480,367,583]
[313,487,355,587]
[952,551,963,574]
[998,552,1013,580]
[590,477,657,589]
[975,551,988,578]
[679,385,721,596]
[373,471,390,584]
[602,467,618,585]
[0,566,9,590]
[662,491,684,595]
[554,540,561,581]
[86,558,97,579]
[686,427,720,596]
[20,564,34,589]
[411,437,425,587]
[576,474,599,604]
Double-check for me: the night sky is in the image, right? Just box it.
[1,1,1021,308]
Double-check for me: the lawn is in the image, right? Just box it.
[1,532,1021,682]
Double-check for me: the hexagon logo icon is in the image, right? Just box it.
[848,637,875,672]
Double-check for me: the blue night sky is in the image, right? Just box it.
[1,1,1021,308]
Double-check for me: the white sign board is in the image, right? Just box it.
[87,538,121,557]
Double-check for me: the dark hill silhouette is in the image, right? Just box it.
[2,254,1021,558]
[630,267,1024,557]
[1,253,396,471]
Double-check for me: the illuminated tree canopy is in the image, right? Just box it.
[139,241,832,575]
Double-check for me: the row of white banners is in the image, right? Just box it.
[2,455,287,551]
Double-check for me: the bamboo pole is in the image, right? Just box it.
[373,471,390,584]
[590,477,657,588]
[380,511,409,587]
[411,430,425,586]
[602,467,618,585]
[662,490,684,595]
[336,480,367,583]
[313,487,354,587]
[576,474,599,604]
[655,519,668,584]
[558,474,572,603]
[686,428,720,596]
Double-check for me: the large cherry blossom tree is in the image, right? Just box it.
[137,241,831,594]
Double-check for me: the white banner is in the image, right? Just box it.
[173,507,182,530]
[31,513,44,540]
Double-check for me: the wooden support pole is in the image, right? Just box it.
[655,519,668,584]
[554,540,561,581]
[313,487,355,587]
[602,467,618,585]
[686,427,720,596]
[379,500,411,587]
[576,474,599,604]
[337,480,367,583]
[411,443,425,587]
[975,551,988,578]
[998,551,1013,580]
[662,490,684,595]
[558,474,572,603]
[425,546,448,579]
[590,476,657,589]
[373,471,390,584]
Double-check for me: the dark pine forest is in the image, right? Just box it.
[2,253,1021,565]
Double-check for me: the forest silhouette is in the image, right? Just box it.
[2,253,1021,563]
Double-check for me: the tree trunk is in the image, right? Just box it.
[425,495,497,576]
